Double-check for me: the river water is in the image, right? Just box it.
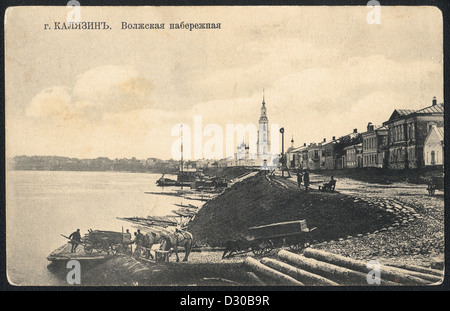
[6,170,196,286]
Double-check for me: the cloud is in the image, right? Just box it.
[26,86,89,126]
[73,65,153,112]
[26,65,154,125]
[18,65,164,158]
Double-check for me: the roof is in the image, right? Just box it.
[361,124,388,136]
[425,125,444,143]
[387,109,416,122]
[412,103,444,115]
[386,103,444,123]
[433,126,444,141]
[397,109,416,116]
[287,145,308,153]
[436,126,444,139]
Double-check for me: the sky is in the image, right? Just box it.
[5,6,444,160]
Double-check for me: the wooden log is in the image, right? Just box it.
[302,248,437,285]
[203,277,242,286]
[246,272,266,285]
[244,257,304,286]
[261,257,339,286]
[385,263,443,277]
[278,250,389,286]
[380,265,443,284]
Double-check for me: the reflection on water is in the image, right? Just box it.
[6,170,191,286]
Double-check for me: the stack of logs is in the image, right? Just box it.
[244,248,443,286]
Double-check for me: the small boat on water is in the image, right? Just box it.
[156,174,178,186]
[156,171,228,189]
[171,209,197,217]
[174,203,199,209]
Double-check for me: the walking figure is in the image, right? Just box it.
[303,170,310,192]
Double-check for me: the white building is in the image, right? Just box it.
[424,124,444,166]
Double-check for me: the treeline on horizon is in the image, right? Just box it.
[8,155,180,173]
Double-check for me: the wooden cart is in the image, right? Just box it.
[247,220,316,255]
[222,220,317,258]
[83,230,127,255]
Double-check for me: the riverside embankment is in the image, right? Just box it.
[49,168,443,286]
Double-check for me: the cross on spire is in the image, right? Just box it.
[262,88,265,105]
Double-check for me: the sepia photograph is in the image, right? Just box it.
[4,4,446,288]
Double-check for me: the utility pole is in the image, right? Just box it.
[280,127,284,177]
[181,124,184,190]
[279,127,290,178]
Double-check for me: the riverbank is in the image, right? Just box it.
[42,169,444,286]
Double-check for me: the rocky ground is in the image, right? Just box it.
[307,173,445,269]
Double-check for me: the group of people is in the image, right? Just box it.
[296,169,310,192]
[123,229,144,253]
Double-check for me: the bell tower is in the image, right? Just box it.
[257,89,270,158]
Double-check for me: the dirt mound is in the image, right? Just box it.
[188,172,396,247]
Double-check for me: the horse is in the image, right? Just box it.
[135,232,165,259]
[160,230,193,262]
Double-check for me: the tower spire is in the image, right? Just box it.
[260,90,267,120]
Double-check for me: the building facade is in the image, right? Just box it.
[383,98,444,169]
[344,143,363,168]
[286,140,308,170]
[361,123,388,168]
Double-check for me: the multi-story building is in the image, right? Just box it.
[318,129,359,170]
[286,140,308,170]
[305,143,320,171]
[383,97,444,169]
[318,137,338,170]
[361,123,388,168]
[343,143,363,168]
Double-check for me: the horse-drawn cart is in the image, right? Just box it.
[82,230,127,255]
[222,220,317,258]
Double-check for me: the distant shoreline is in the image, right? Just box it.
[7,155,179,175]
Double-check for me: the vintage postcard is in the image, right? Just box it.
[5,5,445,290]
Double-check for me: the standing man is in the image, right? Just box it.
[136,229,143,245]
[303,170,310,192]
[296,170,303,188]
[133,229,144,258]
[68,229,81,253]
